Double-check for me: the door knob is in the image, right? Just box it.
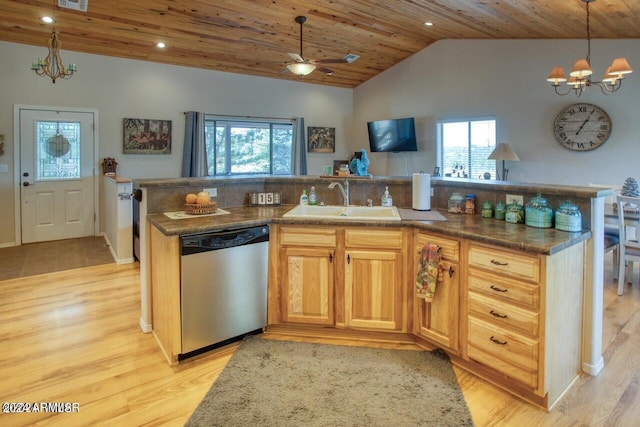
[23,182,30,187]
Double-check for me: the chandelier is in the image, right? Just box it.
[546,0,632,96]
[31,26,76,83]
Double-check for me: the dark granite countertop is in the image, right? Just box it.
[148,205,590,255]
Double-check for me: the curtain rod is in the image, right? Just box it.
[183,112,295,121]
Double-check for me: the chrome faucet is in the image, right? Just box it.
[328,179,350,206]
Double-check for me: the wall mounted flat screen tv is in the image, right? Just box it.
[367,117,418,152]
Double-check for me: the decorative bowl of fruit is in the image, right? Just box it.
[184,192,217,215]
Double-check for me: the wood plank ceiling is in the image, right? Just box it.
[0,0,638,88]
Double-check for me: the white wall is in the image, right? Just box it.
[353,39,640,183]
[0,41,353,245]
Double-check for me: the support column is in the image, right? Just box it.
[582,196,604,375]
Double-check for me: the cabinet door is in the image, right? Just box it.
[416,259,459,353]
[344,249,403,331]
[281,247,334,325]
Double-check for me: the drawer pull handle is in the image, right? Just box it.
[490,336,508,345]
[490,285,508,293]
[448,266,454,278]
[490,259,508,266]
[490,310,507,319]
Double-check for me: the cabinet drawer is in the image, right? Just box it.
[468,270,539,310]
[468,244,539,282]
[414,232,460,262]
[468,291,538,337]
[467,316,539,389]
[280,227,336,247]
[345,229,402,249]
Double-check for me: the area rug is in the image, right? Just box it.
[186,336,474,426]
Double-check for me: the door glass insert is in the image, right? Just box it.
[36,121,81,180]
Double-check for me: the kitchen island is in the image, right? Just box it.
[139,175,609,410]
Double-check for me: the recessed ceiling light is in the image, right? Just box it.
[424,22,434,27]
[156,42,166,48]
[41,16,54,24]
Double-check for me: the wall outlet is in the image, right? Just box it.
[506,194,524,205]
[204,188,217,198]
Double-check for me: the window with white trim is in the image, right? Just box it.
[204,116,293,176]
[437,118,496,179]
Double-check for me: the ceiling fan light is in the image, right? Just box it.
[287,62,316,75]
[569,58,593,78]
[608,58,632,76]
[546,66,567,84]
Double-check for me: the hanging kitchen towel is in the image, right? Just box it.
[416,243,444,302]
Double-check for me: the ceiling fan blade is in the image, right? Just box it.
[279,67,291,75]
[316,66,335,76]
[314,58,349,64]
[288,53,304,62]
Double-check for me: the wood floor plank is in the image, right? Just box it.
[0,254,639,426]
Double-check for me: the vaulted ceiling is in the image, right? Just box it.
[0,0,638,88]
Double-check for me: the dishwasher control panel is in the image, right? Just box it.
[180,226,269,255]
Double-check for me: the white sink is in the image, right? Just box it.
[283,205,401,221]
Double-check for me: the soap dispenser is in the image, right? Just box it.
[300,189,309,205]
[381,186,393,207]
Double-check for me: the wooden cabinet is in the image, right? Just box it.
[271,225,408,332]
[344,229,405,331]
[149,224,181,365]
[465,243,541,390]
[268,222,585,409]
[277,226,336,325]
[413,231,460,353]
[462,241,584,409]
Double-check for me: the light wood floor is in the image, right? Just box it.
[1,255,639,426]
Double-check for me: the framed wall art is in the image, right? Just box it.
[307,126,335,153]
[123,118,172,154]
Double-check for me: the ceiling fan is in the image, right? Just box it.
[283,16,359,76]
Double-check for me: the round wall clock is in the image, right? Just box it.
[553,103,612,151]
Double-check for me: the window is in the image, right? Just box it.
[36,120,81,180]
[204,117,294,176]
[437,118,496,179]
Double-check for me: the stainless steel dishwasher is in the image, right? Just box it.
[179,225,269,358]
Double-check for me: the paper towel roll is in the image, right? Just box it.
[412,173,431,211]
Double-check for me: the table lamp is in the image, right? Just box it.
[488,142,520,181]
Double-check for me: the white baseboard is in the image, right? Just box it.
[140,317,152,333]
[583,357,605,376]
[101,233,134,265]
[0,241,17,248]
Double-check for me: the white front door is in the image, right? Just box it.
[19,108,96,243]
